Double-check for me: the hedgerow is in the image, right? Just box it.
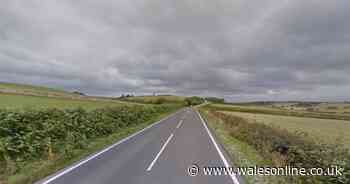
[207,110,350,184]
[0,105,176,176]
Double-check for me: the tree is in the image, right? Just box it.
[185,96,204,106]
[205,97,225,103]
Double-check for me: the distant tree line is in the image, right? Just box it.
[119,94,134,98]
[72,91,86,96]
[205,97,225,103]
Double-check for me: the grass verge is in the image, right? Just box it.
[200,109,350,183]
[199,109,285,184]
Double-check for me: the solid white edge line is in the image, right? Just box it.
[41,109,183,184]
[176,120,183,129]
[146,133,174,171]
[196,111,241,184]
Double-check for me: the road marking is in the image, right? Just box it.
[176,120,183,129]
[196,111,241,184]
[146,133,174,171]
[40,109,184,184]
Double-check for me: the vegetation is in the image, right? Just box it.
[72,91,86,96]
[0,82,126,104]
[0,93,127,110]
[205,103,350,121]
[227,101,350,115]
[0,105,179,183]
[220,111,350,148]
[185,96,204,106]
[200,109,350,184]
[120,95,187,105]
[200,110,281,184]
[0,82,80,98]
[205,97,225,103]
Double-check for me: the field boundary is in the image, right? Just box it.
[204,104,350,121]
[36,108,184,184]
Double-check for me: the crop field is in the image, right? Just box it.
[200,109,350,183]
[220,111,350,148]
[0,93,127,110]
[271,102,350,114]
[213,103,278,111]
[206,103,350,121]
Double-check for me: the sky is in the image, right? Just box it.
[1,0,350,102]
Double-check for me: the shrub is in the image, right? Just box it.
[205,97,225,103]
[0,105,176,176]
[207,111,350,183]
[185,96,204,106]
[154,98,166,104]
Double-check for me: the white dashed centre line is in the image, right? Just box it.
[146,133,174,171]
[176,120,183,129]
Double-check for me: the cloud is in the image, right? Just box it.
[0,0,349,101]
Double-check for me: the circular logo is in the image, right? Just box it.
[188,164,199,176]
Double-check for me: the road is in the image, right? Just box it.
[37,108,242,184]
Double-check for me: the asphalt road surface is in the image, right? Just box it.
[37,108,242,184]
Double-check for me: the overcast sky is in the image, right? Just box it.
[1,0,350,101]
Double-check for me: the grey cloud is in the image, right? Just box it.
[0,0,350,101]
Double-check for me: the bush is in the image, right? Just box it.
[0,105,176,176]
[208,111,350,184]
[154,98,166,104]
[185,96,204,106]
[205,97,225,103]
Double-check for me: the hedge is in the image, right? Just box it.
[0,105,176,176]
[208,111,350,184]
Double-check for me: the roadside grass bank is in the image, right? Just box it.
[220,111,350,149]
[199,109,350,184]
[199,109,284,184]
[205,104,350,121]
[0,105,181,184]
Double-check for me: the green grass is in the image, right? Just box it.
[201,109,350,183]
[220,111,350,148]
[6,108,178,184]
[0,93,127,110]
[205,103,350,121]
[199,110,284,184]
[0,82,78,97]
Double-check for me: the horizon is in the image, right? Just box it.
[1,81,349,103]
[1,0,350,102]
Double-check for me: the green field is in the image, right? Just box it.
[200,109,350,183]
[220,111,350,148]
[0,93,127,110]
[0,82,186,184]
[0,82,80,98]
[205,103,350,147]
[206,103,350,121]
